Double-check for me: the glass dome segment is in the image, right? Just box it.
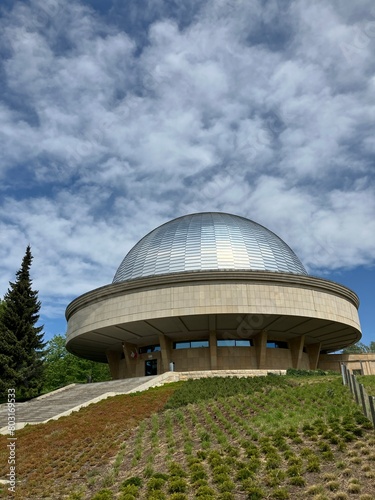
[113,212,307,283]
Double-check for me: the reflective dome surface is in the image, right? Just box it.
[113,213,307,283]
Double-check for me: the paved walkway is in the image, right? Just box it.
[0,376,157,433]
[0,369,286,434]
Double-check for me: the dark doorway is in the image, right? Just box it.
[145,359,157,376]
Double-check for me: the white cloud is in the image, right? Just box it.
[0,0,374,329]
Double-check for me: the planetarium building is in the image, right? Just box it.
[66,212,363,379]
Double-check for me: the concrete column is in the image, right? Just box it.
[289,335,305,369]
[209,331,217,370]
[306,342,321,370]
[254,330,267,369]
[106,350,121,380]
[158,334,172,373]
[122,342,138,378]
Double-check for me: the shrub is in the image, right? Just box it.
[306,485,325,496]
[246,485,265,500]
[213,473,229,485]
[152,473,168,481]
[218,480,235,493]
[347,483,361,493]
[147,477,166,491]
[168,479,187,493]
[146,491,166,500]
[121,477,142,488]
[191,469,207,482]
[195,485,215,497]
[286,369,329,377]
[119,485,139,497]
[321,451,334,461]
[169,463,187,478]
[286,465,300,477]
[218,493,235,500]
[306,457,320,472]
[118,492,137,500]
[289,476,305,487]
[326,481,340,491]
[272,488,289,499]
[91,491,114,500]
[236,467,254,481]
[332,493,348,500]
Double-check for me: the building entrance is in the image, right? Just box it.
[145,359,157,376]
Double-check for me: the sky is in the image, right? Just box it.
[0,0,374,348]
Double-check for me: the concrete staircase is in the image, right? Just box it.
[0,376,158,433]
[0,369,286,434]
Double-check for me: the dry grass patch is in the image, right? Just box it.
[0,385,176,499]
[2,375,375,499]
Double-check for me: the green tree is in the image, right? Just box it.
[0,246,45,400]
[43,334,111,392]
[342,342,371,354]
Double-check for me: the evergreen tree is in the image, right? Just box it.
[0,307,20,399]
[0,246,45,399]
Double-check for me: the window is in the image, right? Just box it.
[217,339,235,347]
[267,341,288,349]
[217,339,253,347]
[173,340,209,349]
[139,345,161,354]
[236,339,253,347]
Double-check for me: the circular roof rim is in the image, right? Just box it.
[67,269,360,321]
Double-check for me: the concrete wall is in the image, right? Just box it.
[66,271,362,376]
[319,353,375,375]
[113,349,375,379]
[114,346,317,377]
[67,279,360,342]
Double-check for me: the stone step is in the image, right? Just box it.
[0,376,157,431]
[0,370,285,433]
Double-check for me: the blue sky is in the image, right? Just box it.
[0,0,374,348]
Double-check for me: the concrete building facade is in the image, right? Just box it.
[66,212,373,378]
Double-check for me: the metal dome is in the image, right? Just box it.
[112,212,307,283]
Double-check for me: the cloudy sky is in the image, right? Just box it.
[0,0,374,347]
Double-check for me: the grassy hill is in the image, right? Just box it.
[1,374,374,499]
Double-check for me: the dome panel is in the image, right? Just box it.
[113,212,307,283]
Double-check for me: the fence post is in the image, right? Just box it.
[341,363,347,385]
[369,396,375,427]
[358,383,369,419]
[351,373,360,404]
[342,365,374,428]
[347,367,353,393]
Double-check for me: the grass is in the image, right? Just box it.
[1,374,374,499]
[357,375,375,396]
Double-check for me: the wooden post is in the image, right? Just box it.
[340,363,347,385]
[358,383,369,419]
[369,396,375,427]
[351,373,360,404]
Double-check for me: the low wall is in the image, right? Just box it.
[319,353,375,375]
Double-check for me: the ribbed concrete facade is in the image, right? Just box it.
[66,270,362,378]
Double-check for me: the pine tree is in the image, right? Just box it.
[0,246,45,399]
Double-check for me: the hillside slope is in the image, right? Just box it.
[1,375,374,499]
